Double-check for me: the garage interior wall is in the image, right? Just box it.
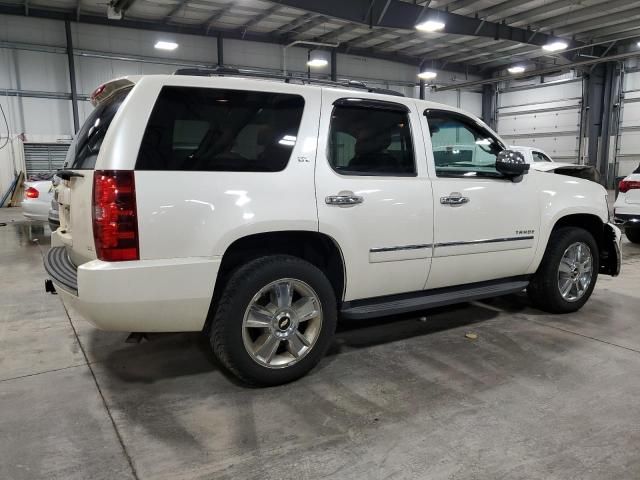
[618,69,640,177]
[0,12,478,191]
[497,73,583,162]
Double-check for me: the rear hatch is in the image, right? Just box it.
[56,81,133,266]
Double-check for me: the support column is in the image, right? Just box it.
[419,61,426,100]
[585,66,604,171]
[217,32,224,67]
[598,62,616,185]
[481,83,496,129]
[585,62,620,186]
[331,49,337,82]
[64,20,79,134]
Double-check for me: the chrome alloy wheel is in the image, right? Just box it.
[557,241,593,302]
[242,278,323,368]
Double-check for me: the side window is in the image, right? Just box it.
[425,109,505,178]
[328,102,416,176]
[532,151,552,163]
[136,87,304,172]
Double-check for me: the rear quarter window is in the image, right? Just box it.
[64,88,131,170]
[136,86,305,172]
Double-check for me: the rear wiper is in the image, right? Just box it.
[56,170,85,180]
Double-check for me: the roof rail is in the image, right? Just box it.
[173,67,405,97]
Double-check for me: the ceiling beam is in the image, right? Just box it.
[272,13,318,35]
[536,0,637,30]
[276,15,329,38]
[163,0,189,23]
[576,17,640,41]
[559,10,640,39]
[0,4,482,75]
[408,38,502,60]
[443,0,485,13]
[237,5,282,31]
[588,27,640,45]
[344,30,390,48]
[270,0,580,49]
[315,23,362,42]
[449,44,539,66]
[201,5,234,34]
[497,0,582,26]
[435,48,640,91]
[398,35,495,60]
[475,0,537,21]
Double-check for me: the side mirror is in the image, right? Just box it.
[496,150,529,178]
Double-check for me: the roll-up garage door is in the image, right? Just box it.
[617,71,640,177]
[24,143,70,177]
[497,79,582,162]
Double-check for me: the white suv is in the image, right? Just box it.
[614,165,640,243]
[45,71,621,386]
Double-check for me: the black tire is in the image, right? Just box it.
[625,227,640,244]
[209,255,337,386]
[528,227,599,314]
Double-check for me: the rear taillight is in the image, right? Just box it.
[619,179,640,193]
[92,170,139,261]
[25,187,39,199]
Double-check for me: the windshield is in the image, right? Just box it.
[64,87,132,170]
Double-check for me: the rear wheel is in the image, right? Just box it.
[528,227,598,313]
[209,255,337,386]
[625,227,640,244]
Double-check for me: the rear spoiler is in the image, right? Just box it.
[90,78,137,107]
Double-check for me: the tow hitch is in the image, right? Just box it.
[44,279,57,294]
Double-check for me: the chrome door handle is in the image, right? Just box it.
[440,192,470,206]
[325,194,364,206]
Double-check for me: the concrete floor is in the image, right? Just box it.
[1,206,640,480]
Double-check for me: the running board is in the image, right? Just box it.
[340,278,530,320]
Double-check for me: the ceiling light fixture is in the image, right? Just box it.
[415,20,445,33]
[508,66,526,74]
[307,49,329,68]
[542,40,568,52]
[155,41,178,51]
[307,58,328,67]
[418,70,437,80]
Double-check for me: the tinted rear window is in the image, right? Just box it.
[65,88,131,170]
[136,86,305,172]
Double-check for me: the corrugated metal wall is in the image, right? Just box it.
[497,78,582,162]
[0,14,483,133]
[617,70,640,177]
[23,143,69,176]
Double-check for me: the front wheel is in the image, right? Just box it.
[528,227,599,313]
[209,255,337,386]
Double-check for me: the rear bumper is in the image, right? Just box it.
[22,200,50,221]
[44,247,220,332]
[48,208,60,231]
[613,212,640,228]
